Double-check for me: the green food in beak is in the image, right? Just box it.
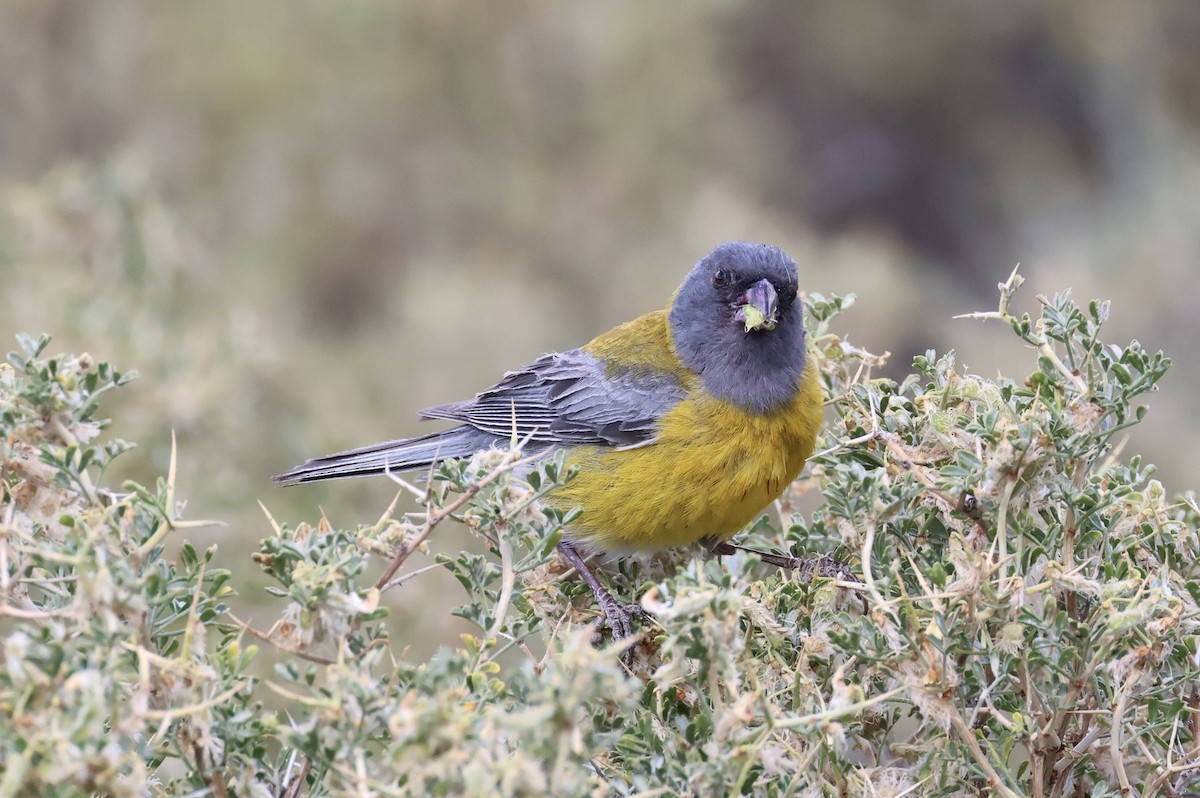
[736,278,779,332]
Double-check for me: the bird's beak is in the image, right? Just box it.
[734,278,779,332]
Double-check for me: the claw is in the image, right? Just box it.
[595,594,650,666]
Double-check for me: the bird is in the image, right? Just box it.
[274,241,823,655]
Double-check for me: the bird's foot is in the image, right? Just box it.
[557,540,647,668]
[591,593,650,653]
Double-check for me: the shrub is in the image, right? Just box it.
[1,272,1196,797]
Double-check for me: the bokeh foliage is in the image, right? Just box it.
[4,4,1200,794]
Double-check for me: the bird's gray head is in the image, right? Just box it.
[669,242,808,413]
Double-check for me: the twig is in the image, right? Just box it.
[1110,665,1141,797]
[994,473,1018,585]
[281,754,311,798]
[812,389,881,460]
[1143,710,1200,797]
[382,470,425,503]
[858,520,894,622]
[772,685,906,730]
[954,266,1089,396]
[0,497,14,603]
[949,712,1022,798]
[136,430,178,558]
[263,681,341,709]
[137,432,225,559]
[48,413,96,500]
[227,612,337,666]
[181,551,208,665]
[1033,332,1090,395]
[373,446,528,592]
[375,487,412,529]
[0,603,80,619]
[487,521,516,641]
[143,684,247,722]
[379,562,443,592]
[811,428,882,460]
[891,776,933,798]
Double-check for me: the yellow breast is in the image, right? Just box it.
[550,360,822,552]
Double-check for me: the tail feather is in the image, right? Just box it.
[273,426,499,485]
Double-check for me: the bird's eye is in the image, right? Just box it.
[712,269,730,287]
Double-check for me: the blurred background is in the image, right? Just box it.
[3,0,1199,651]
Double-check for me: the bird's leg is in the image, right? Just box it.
[707,538,856,581]
[556,540,646,663]
[707,539,806,569]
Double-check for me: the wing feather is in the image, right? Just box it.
[420,349,685,447]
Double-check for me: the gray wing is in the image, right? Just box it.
[420,349,686,448]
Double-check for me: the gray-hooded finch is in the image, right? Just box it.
[276,242,822,652]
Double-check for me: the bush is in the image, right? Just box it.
[1,273,1196,797]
